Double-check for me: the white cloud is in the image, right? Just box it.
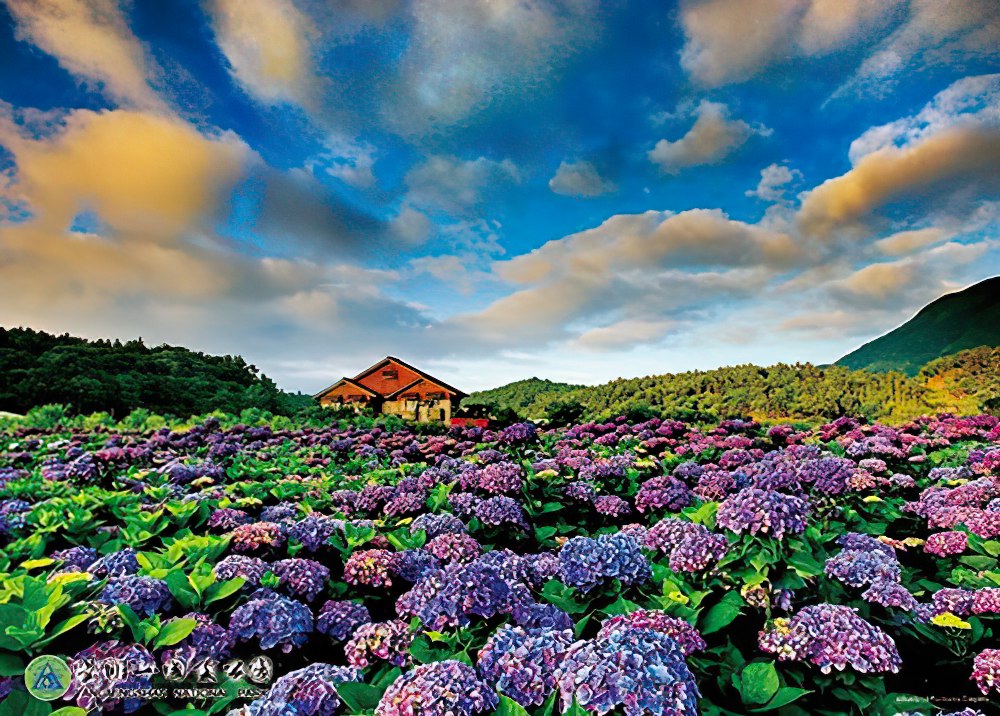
[746,163,803,203]
[549,160,616,197]
[404,155,520,214]
[648,101,769,174]
[5,0,164,109]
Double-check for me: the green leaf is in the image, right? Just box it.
[153,617,199,648]
[701,591,744,634]
[204,577,245,605]
[0,652,23,676]
[740,662,780,705]
[36,613,89,647]
[337,682,386,712]
[960,555,997,570]
[495,695,531,716]
[982,540,1000,557]
[50,709,89,716]
[541,580,588,615]
[602,596,639,616]
[750,686,811,712]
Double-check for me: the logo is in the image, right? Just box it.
[24,655,72,701]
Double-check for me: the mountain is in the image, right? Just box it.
[463,377,584,415]
[837,277,1000,375]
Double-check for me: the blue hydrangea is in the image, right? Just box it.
[246,663,360,716]
[100,576,172,617]
[478,625,575,706]
[229,589,314,653]
[316,600,371,642]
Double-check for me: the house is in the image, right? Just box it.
[313,356,467,423]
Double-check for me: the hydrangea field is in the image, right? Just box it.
[1,412,999,716]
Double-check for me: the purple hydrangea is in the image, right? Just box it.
[525,552,562,587]
[229,589,313,653]
[717,487,810,540]
[564,480,598,503]
[554,626,699,716]
[478,625,575,706]
[759,604,902,674]
[644,518,728,573]
[160,612,233,663]
[89,548,139,577]
[410,513,467,538]
[316,600,371,641]
[474,496,529,529]
[972,648,1000,696]
[635,476,694,513]
[53,545,98,571]
[272,558,330,602]
[245,663,361,716]
[512,601,575,632]
[825,548,901,588]
[427,533,482,563]
[375,660,497,716]
[861,580,919,611]
[345,619,413,668]
[99,575,172,617]
[66,641,156,713]
[343,549,395,588]
[214,554,270,587]
[383,491,427,518]
[930,587,976,617]
[597,610,706,656]
[477,461,525,494]
[971,588,1000,615]
[593,495,632,517]
[391,548,441,582]
[288,514,341,552]
[449,492,482,517]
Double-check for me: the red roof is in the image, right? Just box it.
[313,356,467,401]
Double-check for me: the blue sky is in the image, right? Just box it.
[0,0,998,392]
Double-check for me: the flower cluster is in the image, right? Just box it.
[316,600,371,641]
[593,495,632,516]
[375,660,498,716]
[643,518,728,573]
[477,625,574,706]
[89,548,140,577]
[245,663,361,716]
[231,522,287,552]
[345,619,413,668]
[344,549,395,588]
[391,549,441,582]
[427,533,482,563]
[99,575,172,617]
[228,589,313,653]
[759,604,901,674]
[410,512,466,538]
[717,487,810,539]
[971,648,1000,696]
[554,626,699,716]
[597,610,706,656]
[271,558,330,602]
[474,496,529,529]
[66,641,156,713]
[288,514,340,552]
[558,532,650,592]
[208,508,253,531]
[214,554,270,586]
[924,530,968,557]
[635,476,694,513]
[476,461,525,494]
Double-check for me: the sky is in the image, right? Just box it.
[0,0,998,394]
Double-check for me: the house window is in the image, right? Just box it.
[381,369,398,379]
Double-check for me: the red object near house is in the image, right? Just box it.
[450,417,489,428]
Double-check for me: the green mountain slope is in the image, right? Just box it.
[462,377,583,414]
[837,276,1000,375]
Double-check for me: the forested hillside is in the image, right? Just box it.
[465,349,1000,424]
[0,327,312,417]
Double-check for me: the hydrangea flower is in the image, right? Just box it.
[593,495,632,517]
[717,488,810,540]
[475,496,529,529]
[449,492,482,517]
[316,600,371,641]
[231,522,287,552]
[345,619,413,668]
[391,549,441,582]
[759,604,901,674]
[825,548,901,588]
[99,575,172,617]
[558,533,650,592]
[272,558,330,602]
[208,508,253,531]
[52,545,98,571]
[229,589,313,653]
[564,481,597,503]
[635,476,694,513]
[89,548,140,577]
[288,514,341,552]
[597,610,706,655]
[245,663,360,716]
[972,648,1000,696]
[344,549,395,588]
[924,531,968,557]
[512,601,575,632]
[477,461,525,494]
[971,588,1000,615]
[410,513,466,538]
[554,626,699,716]
[478,625,575,706]
[498,422,538,446]
[160,612,233,663]
[214,554,270,587]
[375,660,497,716]
[861,580,918,611]
[427,533,482,563]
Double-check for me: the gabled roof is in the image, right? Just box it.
[312,376,379,400]
[383,376,461,400]
[353,356,467,399]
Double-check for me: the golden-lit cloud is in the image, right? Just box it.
[5,0,164,109]
[648,101,769,174]
[208,0,320,107]
[797,127,1000,239]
